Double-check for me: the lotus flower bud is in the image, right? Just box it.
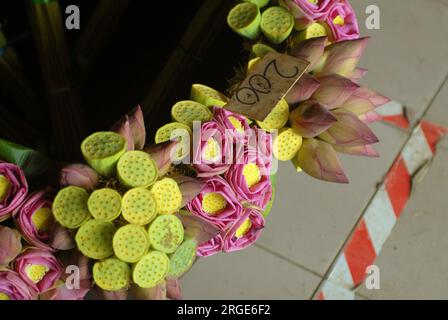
[294,138,349,183]
[223,209,265,252]
[318,37,370,77]
[0,162,28,222]
[49,224,75,251]
[0,270,36,300]
[340,87,390,116]
[285,74,320,105]
[59,163,99,192]
[333,144,379,158]
[111,105,146,150]
[359,111,382,124]
[0,226,22,266]
[131,281,167,300]
[290,101,337,138]
[144,141,178,177]
[166,277,182,300]
[319,109,379,147]
[197,234,224,257]
[176,210,220,245]
[289,36,326,71]
[349,68,368,83]
[311,75,359,109]
[170,174,205,207]
[14,248,63,294]
[112,115,134,151]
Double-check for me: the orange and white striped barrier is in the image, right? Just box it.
[377,100,410,130]
[315,120,447,300]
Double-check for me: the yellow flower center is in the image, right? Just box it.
[228,117,244,134]
[0,175,11,201]
[202,138,221,162]
[0,292,11,300]
[202,193,227,215]
[242,163,261,188]
[32,207,54,233]
[333,15,345,26]
[308,0,318,4]
[25,264,49,283]
[235,219,252,238]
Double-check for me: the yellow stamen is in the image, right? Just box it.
[333,15,345,26]
[25,264,49,283]
[242,163,261,188]
[32,207,54,233]
[308,0,318,4]
[0,175,11,201]
[0,292,11,300]
[202,193,227,215]
[202,138,221,162]
[228,116,245,134]
[235,219,252,238]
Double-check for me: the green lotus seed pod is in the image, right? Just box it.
[252,43,276,58]
[155,122,192,161]
[52,186,90,229]
[171,100,212,128]
[113,224,150,263]
[116,151,158,188]
[121,187,157,226]
[273,127,303,161]
[243,0,270,8]
[132,251,170,289]
[256,99,289,131]
[227,2,261,40]
[260,6,294,44]
[150,178,182,215]
[87,188,122,221]
[81,131,127,177]
[75,219,116,260]
[93,258,131,291]
[168,238,197,278]
[190,84,229,108]
[148,215,184,254]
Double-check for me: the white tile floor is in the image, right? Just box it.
[183,0,448,299]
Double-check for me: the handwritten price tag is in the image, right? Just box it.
[225,52,310,121]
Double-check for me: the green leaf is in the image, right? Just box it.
[262,173,276,218]
[0,138,50,179]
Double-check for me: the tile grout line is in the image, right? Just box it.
[254,243,324,279]
[309,72,448,299]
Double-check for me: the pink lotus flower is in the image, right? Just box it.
[289,100,337,138]
[290,36,326,71]
[59,163,99,191]
[280,0,332,30]
[0,162,28,222]
[311,74,359,109]
[171,174,205,207]
[213,107,250,141]
[144,140,178,177]
[0,226,22,267]
[0,270,36,300]
[193,121,232,177]
[225,147,272,210]
[223,209,265,252]
[296,138,348,183]
[339,87,390,116]
[349,68,368,83]
[197,234,224,257]
[177,210,220,245]
[359,111,382,124]
[112,105,146,150]
[245,126,273,170]
[166,277,182,300]
[14,248,63,294]
[285,74,320,105]
[333,144,379,157]
[186,176,243,231]
[325,0,359,42]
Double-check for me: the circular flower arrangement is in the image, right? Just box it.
[0,0,391,300]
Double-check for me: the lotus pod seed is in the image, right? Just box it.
[132,251,170,289]
[273,127,303,161]
[227,2,261,40]
[171,100,212,128]
[148,215,184,254]
[256,99,289,131]
[121,187,157,226]
[87,188,122,221]
[154,122,192,161]
[190,84,229,108]
[117,151,158,188]
[260,6,294,44]
[150,178,182,215]
[81,131,127,177]
[75,219,116,260]
[52,186,90,229]
[252,43,276,58]
[168,238,197,278]
[113,224,150,263]
[93,258,130,291]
